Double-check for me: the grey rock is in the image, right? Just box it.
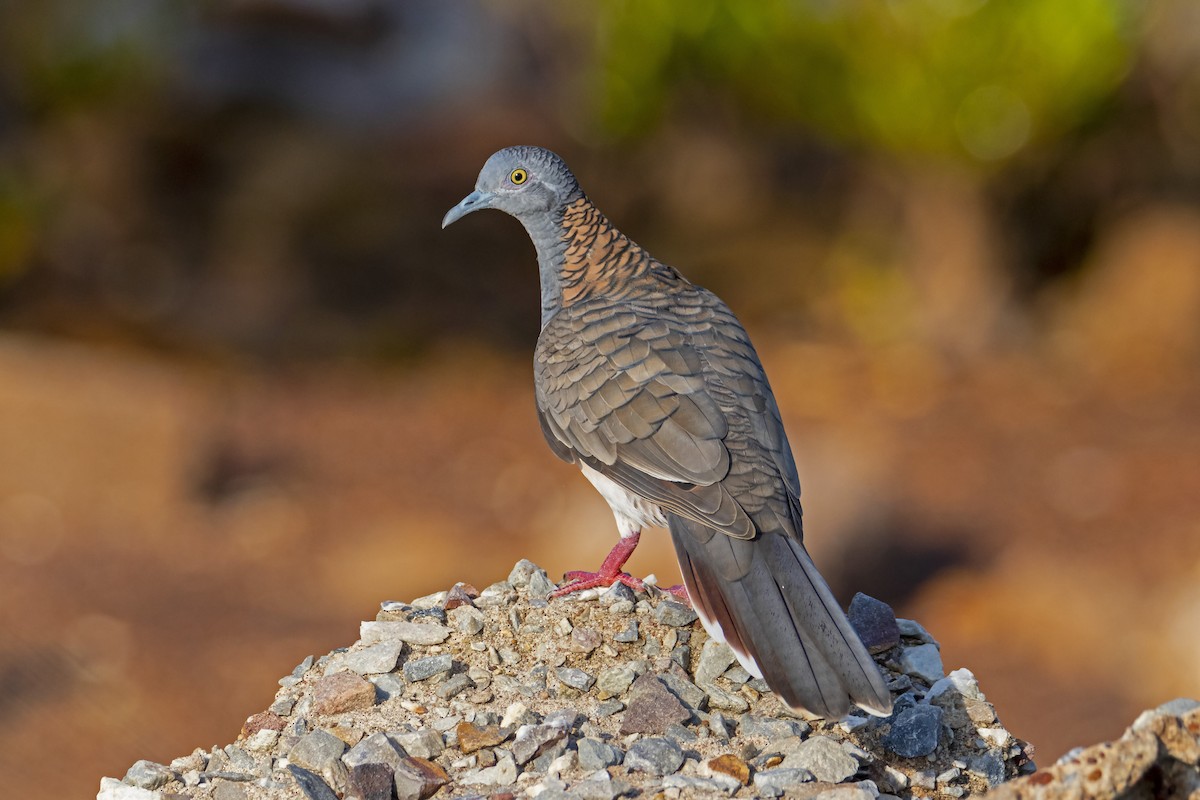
[98,777,162,800]
[782,735,859,783]
[435,673,473,699]
[346,762,394,800]
[289,730,347,772]
[665,722,697,742]
[624,736,684,776]
[556,666,596,692]
[596,664,637,699]
[544,708,583,731]
[287,764,340,800]
[391,728,443,760]
[620,674,692,735]
[740,714,810,740]
[596,699,625,716]
[527,568,557,598]
[402,654,452,682]
[359,620,450,646]
[341,641,403,675]
[695,639,738,685]
[669,644,691,670]
[122,760,171,790]
[663,774,740,796]
[654,600,698,627]
[600,582,637,604]
[896,618,936,643]
[899,643,944,683]
[342,732,406,771]
[848,593,901,654]
[213,782,247,800]
[884,704,944,757]
[460,751,518,786]
[369,672,405,700]
[448,605,486,635]
[753,767,815,797]
[576,738,623,770]
[507,558,541,588]
[512,724,567,765]
[702,682,749,713]
[936,766,962,785]
[270,696,296,715]
[966,752,1007,787]
[279,655,315,688]
[660,671,706,710]
[613,620,639,643]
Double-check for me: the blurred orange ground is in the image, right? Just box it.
[0,332,1198,799]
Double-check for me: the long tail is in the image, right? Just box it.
[669,515,892,718]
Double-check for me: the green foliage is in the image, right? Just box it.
[593,0,1135,163]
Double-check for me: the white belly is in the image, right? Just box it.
[579,463,668,537]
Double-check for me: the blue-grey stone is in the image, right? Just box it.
[576,737,623,770]
[752,767,815,797]
[739,713,810,740]
[287,765,339,800]
[884,704,944,757]
[695,639,737,686]
[123,760,171,790]
[624,737,684,776]
[613,620,639,643]
[781,734,859,783]
[848,593,901,654]
[555,666,596,692]
[967,752,1008,787]
[899,643,944,684]
[288,730,346,773]
[402,654,452,682]
[342,732,406,771]
[654,600,698,627]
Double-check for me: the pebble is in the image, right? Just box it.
[653,600,698,627]
[460,751,518,786]
[702,682,750,713]
[695,639,737,686]
[122,760,171,790]
[660,670,706,710]
[342,732,406,771]
[288,730,347,773]
[345,762,393,800]
[392,757,449,800]
[570,626,602,652]
[511,724,567,765]
[448,605,485,635]
[620,674,691,735]
[434,673,472,699]
[898,643,945,684]
[752,767,815,797]
[392,729,443,760]
[339,641,403,675]
[359,621,450,646]
[456,721,508,753]
[368,672,405,701]
[896,618,936,643]
[624,737,684,776]
[884,704,944,758]
[663,773,740,796]
[526,569,557,598]
[595,664,636,699]
[782,734,860,783]
[213,782,248,800]
[967,751,1008,786]
[402,654,452,682]
[312,672,377,715]
[848,593,901,654]
[555,666,596,692]
[408,591,447,610]
[613,620,639,643]
[600,582,637,604]
[596,699,625,716]
[286,764,339,800]
[279,655,315,688]
[576,738,623,770]
[704,753,751,784]
[740,713,810,739]
[97,778,159,800]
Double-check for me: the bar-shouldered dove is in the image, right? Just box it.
[443,146,892,719]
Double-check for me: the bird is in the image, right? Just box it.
[442,145,892,719]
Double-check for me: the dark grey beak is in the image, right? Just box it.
[442,189,493,229]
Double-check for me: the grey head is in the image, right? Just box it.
[442,146,582,229]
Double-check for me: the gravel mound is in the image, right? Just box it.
[98,560,1036,800]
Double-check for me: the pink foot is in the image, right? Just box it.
[552,533,645,598]
[657,584,691,604]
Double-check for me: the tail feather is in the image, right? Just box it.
[669,515,892,718]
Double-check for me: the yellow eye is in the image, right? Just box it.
[509,168,528,185]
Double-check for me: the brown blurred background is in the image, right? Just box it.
[2,1,1199,797]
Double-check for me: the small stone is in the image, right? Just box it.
[624,736,684,776]
[456,721,508,753]
[346,762,394,800]
[613,620,639,643]
[341,641,404,675]
[752,767,815,797]
[359,621,450,646]
[620,674,692,735]
[244,728,280,751]
[408,591,447,610]
[122,760,171,790]
[966,752,1007,787]
[596,664,637,699]
[782,735,859,783]
[241,711,285,739]
[511,724,567,765]
[936,766,962,785]
[442,582,478,610]
[507,559,541,588]
[898,643,945,684]
[392,757,448,800]
[287,764,340,800]
[280,655,315,687]
[369,672,405,700]
[501,702,531,728]
[97,777,159,800]
[392,729,443,760]
[884,704,944,758]
[705,753,751,784]
[570,626,602,652]
[654,600,698,627]
[343,732,406,771]
[448,605,486,635]
[545,749,577,778]
[527,569,557,598]
[289,730,347,773]
[402,654,453,682]
[576,738,623,770]
[435,673,472,699]
[312,671,377,715]
[600,582,637,604]
[882,765,910,791]
[896,618,936,643]
[660,670,707,710]
[848,593,901,654]
[702,682,750,713]
[740,714,810,740]
[663,774,740,796]
[555,666,596,692]
[665,722,697,742]
[213,782,247,800]
[270,695,296,715]
[596,699,625,716]
[695,639,738,685]
[978,727,1010,748]
[460,751,518,786]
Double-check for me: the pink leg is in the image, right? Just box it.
[551,533,647,597]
